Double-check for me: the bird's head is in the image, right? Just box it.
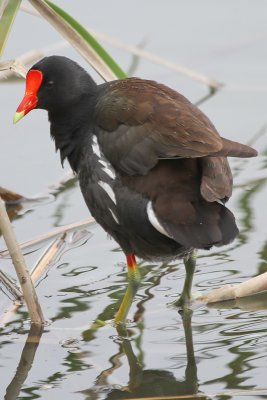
[14,55,95,123]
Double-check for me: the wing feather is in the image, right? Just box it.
[95,78,222,175]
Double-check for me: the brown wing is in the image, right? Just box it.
[94,78,223,175]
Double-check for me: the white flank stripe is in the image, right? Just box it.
[99,181,116,204]
[92,135,101,158]
[99,159,116,180]
[146,201,171,238]
[109,208,119,224]
[92,136,116,180]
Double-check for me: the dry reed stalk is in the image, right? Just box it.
[0,197,44,325]
[0,229,91,326]
[0,270,22,299]
[0,235,66,327]
[0,217,95,257]
[28,0,118,82]
[0,59,27,78]
[20,4,222,88]
[198,271,267,303]
[30,233,67,284]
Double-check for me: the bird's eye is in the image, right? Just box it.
[46,80,54,88]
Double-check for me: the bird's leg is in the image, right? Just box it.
[115,254,141,325]
[173,249,197,308]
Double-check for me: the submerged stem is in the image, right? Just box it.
[0,197,45,325]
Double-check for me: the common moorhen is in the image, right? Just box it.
[14,56,257,324]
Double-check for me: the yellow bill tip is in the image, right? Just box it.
[13,111,25,124]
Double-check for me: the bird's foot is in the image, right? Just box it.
[171,297,194,320]
[171,291,204,315]
[172,294,193,311]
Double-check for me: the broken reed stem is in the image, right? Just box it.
[0,229,90,326]
[198,271,267,304]
[0,217,95,257]
[30,233,67,284]
[0,270,22,299]
[0,197,45,325]
[0,235,66,327]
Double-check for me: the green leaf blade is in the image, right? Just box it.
[29,0,127,81]
[45,0,127,79]
[0,0,22,58]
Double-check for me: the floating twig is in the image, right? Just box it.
[0,197,44,325]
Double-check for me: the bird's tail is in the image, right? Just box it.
[158,201,239,250]
[214,137,257,158]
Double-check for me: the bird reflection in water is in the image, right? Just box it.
[80,311,206,400]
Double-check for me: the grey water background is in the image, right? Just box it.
[1,1,267,398]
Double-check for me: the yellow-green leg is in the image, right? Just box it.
[115,254,141,325]
[173,249,197,308]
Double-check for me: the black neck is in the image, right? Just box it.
[48,92,97,172]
